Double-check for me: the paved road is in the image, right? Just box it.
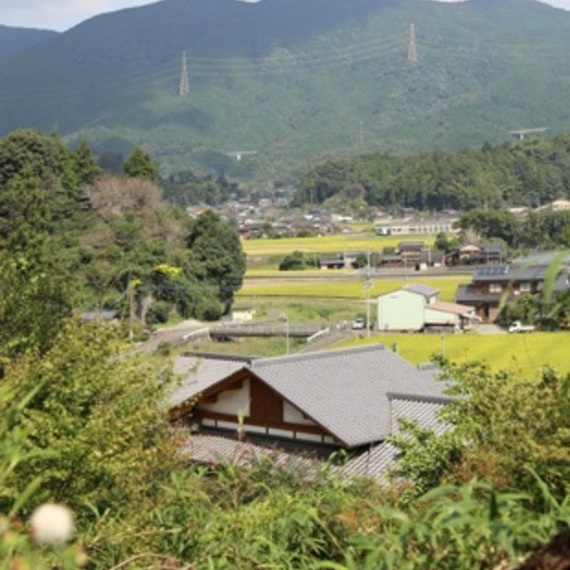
[474,324,507,334]
[133,319,206,353]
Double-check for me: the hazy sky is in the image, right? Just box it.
[1,0,569,32]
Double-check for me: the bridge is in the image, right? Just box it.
[208,321,325,340]
[509,127,547,140]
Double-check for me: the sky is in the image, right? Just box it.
[0,0,569,32]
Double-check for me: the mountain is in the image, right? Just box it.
[0,25,58,61]
[0,0,568,184]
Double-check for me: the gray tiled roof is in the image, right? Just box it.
[344,395,448,482]
[403,283,440,297]
[170,345,448,449]
[249,345,447,448]
[454,284,501,304]
[170,354,252,408]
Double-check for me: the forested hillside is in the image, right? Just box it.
[295,132,570,211]
[0,0,568,183]
[0,25,58,61]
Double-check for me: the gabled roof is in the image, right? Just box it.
[402,283,440,297]
[473,264,553,283]
[454,284,501,304]
[171,353,253,408]
[429,300,476,317]
[343,394,448,482]
[170,345,449,449]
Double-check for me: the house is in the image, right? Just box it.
[377,284,477,332]
[454,261,570,321]
[397,241,425,261]
[317,254,345,270]
[376,214,460,236]
[446,244,506,266]
[377,242,444,270]
[169,345,450,482]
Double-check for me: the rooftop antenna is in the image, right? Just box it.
[179,51,189,97]
[407,23,418,66]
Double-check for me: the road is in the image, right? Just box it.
[133,319,206,353]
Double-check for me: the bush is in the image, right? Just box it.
[145,300,172,324]
[279,251,316,271]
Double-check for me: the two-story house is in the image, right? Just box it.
[454,262,569,321]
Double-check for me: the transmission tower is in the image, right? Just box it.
[179,51,189,96]
[407,23,417,66]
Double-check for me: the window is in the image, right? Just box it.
[489,283,503,293]
[519,282,531,293]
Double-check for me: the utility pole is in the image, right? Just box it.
[280,313,290,355]
[408,23,418,66]
[127,270,134,342]
[179,51,189,96]
[365,250,371,339]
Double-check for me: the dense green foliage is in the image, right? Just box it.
[0,0,568,182]
[296,133,570,213]
[162,170,241,206]
[122,146,158,182]
[1,354,569,569]
[279,250,318,271]
[458,207,570,249]
[0,129,246,326]
[390,361,570,503]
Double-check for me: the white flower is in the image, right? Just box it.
[30,503,74,545]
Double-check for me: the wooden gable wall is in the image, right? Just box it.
[194,371,340,446]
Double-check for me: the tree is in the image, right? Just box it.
[457,209,520,247]
[0,176,76,366]
[72,139,102,186]
[279,251,317,271]
[0,129,78,192]
[123,147,158,182]
[390,361,570,503]
[0,129,81,225]
[0,321,180,519]
[186,210,246,315]
[434,232,460,254]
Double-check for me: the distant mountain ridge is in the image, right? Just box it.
[0,25,58,61]
[0,0,568,183]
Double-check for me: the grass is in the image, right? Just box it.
[332,332,570,377]
[238,275,470,302]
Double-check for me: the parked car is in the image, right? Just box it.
[352,317,366,330]
[508,321,535,333]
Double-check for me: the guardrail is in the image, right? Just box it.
[209,321,324,338]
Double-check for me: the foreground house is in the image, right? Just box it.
[170,345,450,482]
[377,284,478,332]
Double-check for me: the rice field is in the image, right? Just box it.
[332,332,570,377]
[242,233,434,257]
[238,274,470,302]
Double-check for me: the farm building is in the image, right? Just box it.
[169,345,450,483]
[377,283,477,332]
